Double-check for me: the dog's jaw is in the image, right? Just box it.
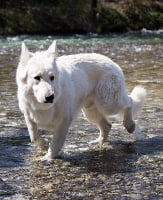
[26,92,55,111]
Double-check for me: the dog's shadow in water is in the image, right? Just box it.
[63,136,163,175]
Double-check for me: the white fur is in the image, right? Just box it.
[130,85,146,118]
[16,41,146,160]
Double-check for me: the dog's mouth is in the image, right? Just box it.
[44,100,53,103]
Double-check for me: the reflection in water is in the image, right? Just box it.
[0,34,162,199]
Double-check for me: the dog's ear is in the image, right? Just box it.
[20,42,32,66]
[47,41,57,58]
[17,42,32,82]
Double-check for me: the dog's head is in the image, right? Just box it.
[17,41,61,110]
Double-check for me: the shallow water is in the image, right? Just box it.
[0,33,163,199]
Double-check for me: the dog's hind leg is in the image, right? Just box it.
[98,118,112,146]
[123,106,135,133]
[83,101,112,146]
[122,97,135,133]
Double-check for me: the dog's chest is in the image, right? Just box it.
[29,109,54,127]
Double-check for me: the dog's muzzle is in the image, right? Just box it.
[44,94,54,103]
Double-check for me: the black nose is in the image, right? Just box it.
[45,94,54,103]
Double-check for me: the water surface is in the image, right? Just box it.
[0,32,162,199]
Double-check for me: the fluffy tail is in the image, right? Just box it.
[130,86,147,119]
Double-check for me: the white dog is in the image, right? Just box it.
[16,41,146,160]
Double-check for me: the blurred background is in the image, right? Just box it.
[0,0,162,35]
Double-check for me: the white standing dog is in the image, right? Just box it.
[16,41,146,160]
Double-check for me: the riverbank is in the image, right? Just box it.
[0,0,162,35]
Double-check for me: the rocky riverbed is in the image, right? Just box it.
[0,34,162,199]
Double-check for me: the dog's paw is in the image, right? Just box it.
[123,120,135,133]
[89,137,108,147]
[42,150,62,161]
[41,154,54,163]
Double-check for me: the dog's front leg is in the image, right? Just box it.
[24,114,48,151]
[44,117,71,160]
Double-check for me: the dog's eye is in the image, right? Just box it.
[49,75,54,81]
[34,76,41,81]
